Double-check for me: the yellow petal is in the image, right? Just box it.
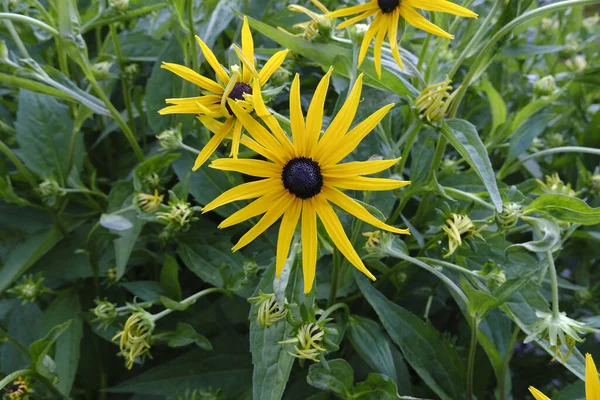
[327,1,378,19]
[322,158,401,178]
[290,74,306,156]
[192,119,234,171]
[209,158,281,178]
[320,103,394,166]
[241,16,255,82]
[306,67,333,157]
[259,49,289,85]
[373,14,388,78]
[313,197,376,280]
[276,198,302,276]
[233,44,259,81]
[336,9,379,30]
[195,35,231,83]
[358,16,383,66]
[159,95,221,115]
[301,199,318,293]
[315,74,363,161]
[198,115,224,134]
[403,0,478,18]
[327,176,410,191]
[586,353,600,400]
[232,193,294,251]
[220,189,287,228]
[161,62,223,94]
[230,119,243,158]
[321,186,409,234]
[399,5,454,39]
[388,8,405,70]
[203,178,280,213]
[240,135,281,162]
[311,0,329,14]
[528,387,551,400]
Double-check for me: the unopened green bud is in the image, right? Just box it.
[142,172,161,189]
[529,137,545,153]
[590,174,600,194]
[540,17,558,33]
[110,0,129,11]
[93,299,118,329]
[7,273,52,304]
[583,14,600,31]
[156,192,200,231]
[156,127,183,152]
[545,133,565,148]
[533,75,557,97]
[38,178,61,198]
[249,291,288,327]
[575,289,593,304]
[495,203,522,230]
[91,61,113,79]
[243,260,258,280]
[107,267,118,282]
[279,322,326,362]
[566,55,587,72]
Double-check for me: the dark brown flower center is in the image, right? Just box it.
[378,0,400,13]
[282,157,323,199]
[226,82,252,113]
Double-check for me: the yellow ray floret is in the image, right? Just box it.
[326,0,477,78]
[203,69,410,293]
[158,16,288,170]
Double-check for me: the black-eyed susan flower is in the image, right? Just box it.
[159,17,289,170]
[529,353,600,400]
[326,0,477,77]
[202,68,410,292]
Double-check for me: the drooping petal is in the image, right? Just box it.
[586,353,600,400]
[527,387,551,400]
[232,193,294,251]
[301,199,318,293]
[209,158,281,178]
[327,1,378,19]
[322,158,401,178]
[203,178,280,213]
[373,14,388,78]
[290,74,306,156]
[306,67,332,156]
[276,198,302,276]
[220,189,287,228]
[198,115,223,134]
[327,176,410,191]
[337,9,379,30]
[259,49,289,85]
[315,74,363,161]
[229,119,244,158]
[388,8,405,70]
[233,44,259,81]
[403,0,478,18]
[358,16,383,66]
[241,16,255,82]
[399,5,453,39]
[320,103,394,166]
[195,35,231,83]
[159,95,221,115]
[161,62,223,94]
[321,186,409,234]
[313,197,376,280]
[192,119,234,171]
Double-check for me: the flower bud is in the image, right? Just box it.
[156,127,183,152]
[4,376,29,399]
[540,17,558,33]
[566,55,587,72]
[495,203,522,230]
[249,291,288,327]
[7,273,52,304]
[93,299,118,328]
[537,173,576,197]
[280,322,326,362]
[91,61,113,80]
[142,172,161,190]
[112,308,155,369]
[415,76,458,123]
[110,0,129,11]
[136,190,164,213]
[545,133,565,148]
[362,231,381,248]
[533,75,557,97]
[156,193,199,230]
[442,213,485,258]
[589,174,600,194]
[243,260,258,280]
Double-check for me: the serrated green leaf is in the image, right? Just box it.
[524,194,600,225]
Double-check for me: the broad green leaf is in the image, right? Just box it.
[347,316,397,383]
[481,76,507,134]
[500,44,568,57]
[524,194,600,225]
[245,16,416,97]
[508,217,560,253]
[354,271,466,400]
[510,95,557,132]
[460,277,497,318]
[506,112,554,164]
[160,254,182,301]
[15,90,83,180]
[28,320,73,379]
[353,374,400,400]
[167,322,212,351]
[121,281,165,301]
[410,132,435,184]
[307,359,354,399]
[133,153,181,192]
[443,119,503,212]
[0,301,43,372]
[112,210,145,280]
[492,268,539,305]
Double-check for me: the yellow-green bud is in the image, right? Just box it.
[566,55,587,72]
[545,133,565,148]
[110,0,129,11]
[142,172,161,189]
[583,14,600,31]
[156,128,183,152]
[495,203,522,230]
[91,61,113,79]
[136,190,164,213]
[540,17,558,33]
[112,309,155,369]
[7,273,52,304]
[533,75,557,97]
[590,174,600,194]
[415,76,458,123]
[279,322,326,362]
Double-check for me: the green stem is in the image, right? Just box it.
[83,4,168,32]
[0,369,31,391]
[109,24,137,137]
[327,250,342,308]
[546,250,560,319]
[150,287,225,321]
[466,317,480,400]
[0,13,59,35]
[418,257,482,277]
[0,140,37,187]
[443,186,496,210]
[3,19,29,58]
[318,302,350,323]
[499,324,520,400]
[417,33,431,71]
[180,143,200,154]
[60,188,108,198]
[187,0,199,73]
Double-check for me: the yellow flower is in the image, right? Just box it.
[158,17,289,170]
[202,68,410,292]
[442,213,485,258]
[529,353,600,400]
[326,0,477,77]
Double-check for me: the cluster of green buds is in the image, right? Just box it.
[442,213,485,258]
[537,173,576,197]
[477,262,507,291]
[285,0,333,40]
[566,55,587,72]
[415,76,458,123]
[7,273,52,304]
[3,376,30,399]
[280,322,327,362]
[124,63,140,81]
[156,126,183,152]
[157,192,200,231]
[524,310,596,362]
[545,132,565,148]
[37,178,63,205]
[249,291,288,327]
[92,299,118,329]
[110,0,129,11]
[136,189,164,213]
[528,137,545,153]
[533,75,557,97]
[242,260,259,281]
[90,61,113,80]
[112,307,155,369]
[495,202,522,230]
[142,172,162,189]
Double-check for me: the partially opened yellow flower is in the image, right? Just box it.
[201,68,410,292]
[159,17,288,170]
[326,0,477,77]
[529,353,600,399]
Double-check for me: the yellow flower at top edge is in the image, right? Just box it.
[158,16,289,171]
[325,0,478,78]
[529,353,600,400]
[201,67,410,293]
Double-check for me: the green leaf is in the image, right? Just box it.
[15,90,82,180]
[159,296,191,311]
[508,217,560,253]
[480,76,507,135]
[492,268,539,306]
[133,153,181,191]
[354,271,466,400]
[160,255,182,301]
[112,210,145,281]
[28,320,73,379]
[443,119,503,212]
[460,277,498,318]
[244,16,417,97]
[510,95,557,132]
[307,359,354,399]
[410,132,436,184]
[506,112,554,163]
[524,194,600,225]
[500,44,568,57]
[353,374,400,400]
[347,316,397,382]
[167,323,212,351]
